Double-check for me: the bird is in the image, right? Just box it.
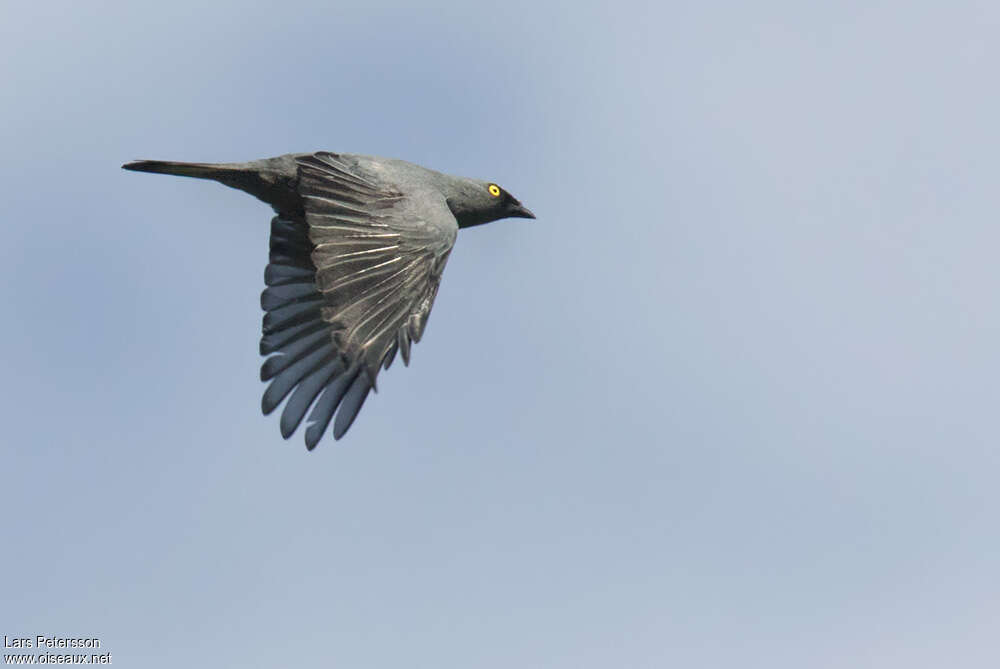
[122,151,534,449]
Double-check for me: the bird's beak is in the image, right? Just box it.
[508,203,536,219]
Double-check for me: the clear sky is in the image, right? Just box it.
[2,1,998,667]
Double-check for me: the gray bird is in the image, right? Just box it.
[122,152,534,448]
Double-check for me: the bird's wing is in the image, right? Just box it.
[259,152,458,448]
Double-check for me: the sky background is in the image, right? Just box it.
[2,1,999,667]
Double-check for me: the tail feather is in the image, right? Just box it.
[122,159,246,180]
[121,157,304,216]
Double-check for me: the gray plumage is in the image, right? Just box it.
[122,151,534,449]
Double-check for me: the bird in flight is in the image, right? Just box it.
[122,152,534,449]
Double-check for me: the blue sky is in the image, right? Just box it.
[2,1,999,667]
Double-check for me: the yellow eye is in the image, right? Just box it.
[488,184,501,197]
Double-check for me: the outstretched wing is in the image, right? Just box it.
[259,152,458,448]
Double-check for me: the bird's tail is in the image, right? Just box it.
[121,157,304,216]
[121,159,247,181]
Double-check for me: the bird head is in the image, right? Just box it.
[444,178,535,228]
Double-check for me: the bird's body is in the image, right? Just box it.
[123,151,533,448]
